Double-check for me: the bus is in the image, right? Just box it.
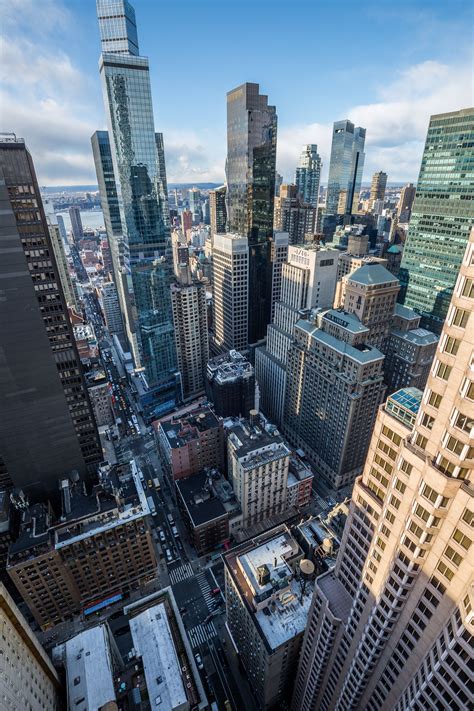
[147,496,157,516]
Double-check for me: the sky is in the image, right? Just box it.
[0,0,473,187]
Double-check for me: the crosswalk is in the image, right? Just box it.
[169,562,195,585]
[187,621,217,649]
[196,571,214,611]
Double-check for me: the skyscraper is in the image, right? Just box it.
[273,184,316,245]
[369,171,388,211]
[0,136,101,498]
[68,205,83,244]
[209,184,227,236]
[91,130,123,263]
[292,228,474,711]
[295,144,322,208]
[283,308,386,489]
[226,82,277,346]
[256,243,339,425]
[188,186,202,224]
[324,120,366,235]
[96,0,179,411]
[399,108,474,333]
[43,199,78,309]
[397,182,416,221]
[212,233,249,352]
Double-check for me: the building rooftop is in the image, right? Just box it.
[394,302,420,321]
[297,321,385,365]
[322,309,370,335]
[8,460,149,563]
[227,417,290,469]
[225,527,313,651]
[129,602,188,711]
[391,327,439,346]
[207,350,254,384]
[176,469,238,528]
[160,406,221,449]
[64,625,116,711]
[348,263,399,287]
[288,454,313,483]
[317,570,353,622]
[386,387,422,428]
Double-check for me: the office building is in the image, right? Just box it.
[384,304,439,394]
[97,0,179,408]
[171,274,209,401]
[224,525,314,709]
[284,309,386,489]
[100,280,124,336]
[209,184,227,236]
[340,263,400,349]
[397,182,416,221]
[56,213,67,244]
[91,130,122,258]
[68,205,83,244]
[0,583,62,709]
[181,208,193,238]
[176,469,242,553]
[212,232,249,352]
[324,121,366,236]
[0,136,101,498]
[226,82,277,346]
[157,406,225,482]
[206,350,255,418]
[275,171,283,196]
[274,184,317,245]
[7,461,156,628]
[295,144,322,207]
[202,197,210,224]
[256,244,339,425]
[399,108,474,333]
[188,186,202,224]
[227,415,291,527]
[270,230,289,320]
[43,199,78,309]
[369,171,388,211]
[292,230,474,711]
[86,370,114,427]
[385,243,403,277]
[56,587,208,711]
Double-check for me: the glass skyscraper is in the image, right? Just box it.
[226,82,277,346]
[399,107,474,333]
[96,0,179,412]
[324,120,366,234]
[295,144,321,207]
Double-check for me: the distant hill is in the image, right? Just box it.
[168,183,221,190]
[41,182,223,193]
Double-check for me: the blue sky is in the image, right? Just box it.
[1,0,472,185]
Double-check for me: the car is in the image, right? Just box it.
[159,531,166,543]
[211,587,221,596]
[194,653,204,670]
[165,549,173,562]
[167,513,174,525]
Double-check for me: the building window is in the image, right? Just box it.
[435,362,452,381]
[451,307,469,328]
[461,278,474,299]
[443,336,460,355]
[428,391,442,409]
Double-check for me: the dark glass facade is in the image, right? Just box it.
[399,108,474,333]
[0,137,101,499]
[226,83,277,346]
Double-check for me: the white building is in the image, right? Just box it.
[101,281,124,336]
[256,243,339,425]
[227,415,291,528]
[212,232,249,352]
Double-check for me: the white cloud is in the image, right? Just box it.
[1,0,471,188]
[276,59,473,184]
